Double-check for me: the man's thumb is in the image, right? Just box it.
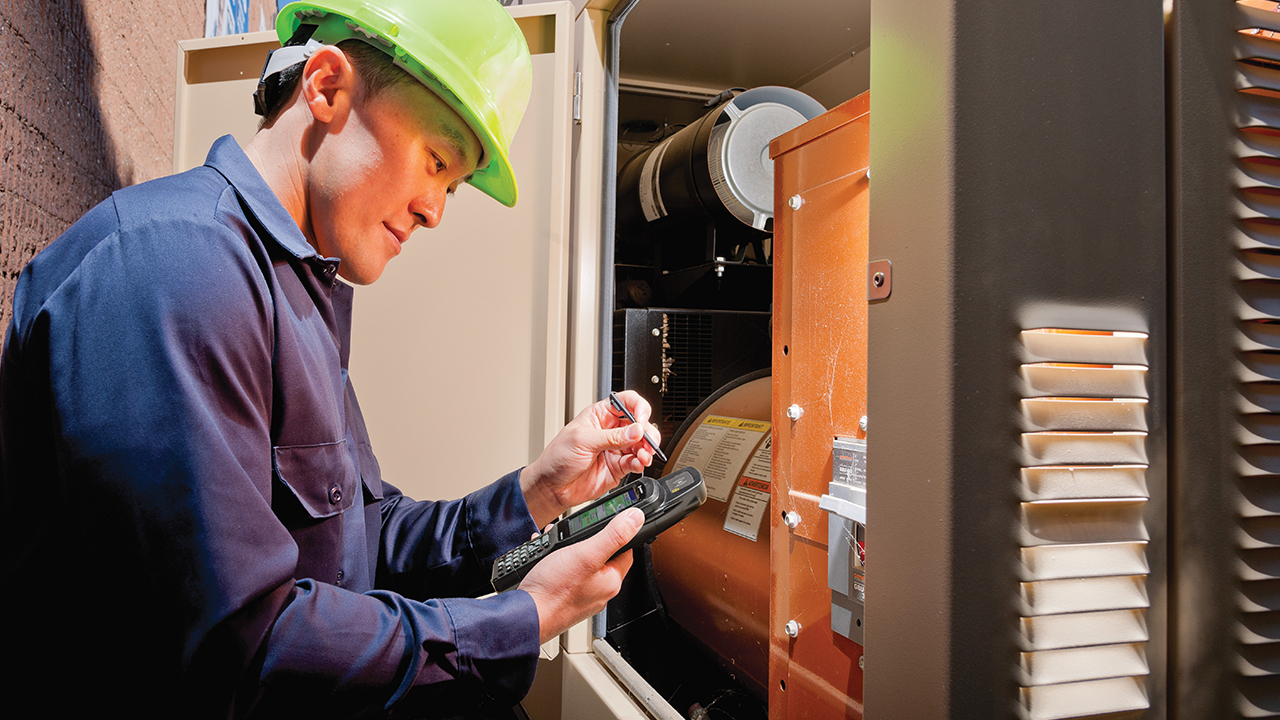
[604,423,644,449]
[593,507,644,560]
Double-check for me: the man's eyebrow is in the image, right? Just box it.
[439,122,478,170]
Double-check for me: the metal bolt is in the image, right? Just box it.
[865,168,871,180]
[872,272,885,288]
[860,415,868,432]
[859,655,865,669]
[651,328,660,336]
[786,404,803,420]
[650,375,660,384]
[714,256,726,278]
[784,620,801,637]
[784,511,801,529]
[788,194,803,209]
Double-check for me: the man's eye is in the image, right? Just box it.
[433,157,446,172]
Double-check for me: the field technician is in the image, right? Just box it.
[0,1,659,717]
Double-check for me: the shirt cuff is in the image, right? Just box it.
[463,469,540,569]
[441,588,541,706]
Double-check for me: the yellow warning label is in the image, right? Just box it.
[704,415,773,432]
[681,416,772,502]
[724,435,773,542]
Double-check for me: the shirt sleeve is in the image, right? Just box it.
[2,189,540,718]
[376,470,541,600]
[250,472,543,718]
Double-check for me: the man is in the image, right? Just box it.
[0,1,657,717]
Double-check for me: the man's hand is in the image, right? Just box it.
[519,508,643,644]
[520,391,660,527]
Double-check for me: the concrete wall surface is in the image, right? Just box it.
[0,0,204,342]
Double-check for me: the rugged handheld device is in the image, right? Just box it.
[491,467,706,593]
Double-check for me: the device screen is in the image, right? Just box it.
[568,487,640,535]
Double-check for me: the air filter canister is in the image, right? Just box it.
[617,87,824,240]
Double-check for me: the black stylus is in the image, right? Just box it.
[607,391,667,463]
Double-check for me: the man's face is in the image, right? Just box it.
[307,75,483,285]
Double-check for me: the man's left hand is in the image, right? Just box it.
[519,390,660,528]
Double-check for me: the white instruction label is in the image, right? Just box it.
[724,435,772,541]
[677,416,772,502]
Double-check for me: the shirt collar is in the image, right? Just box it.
[203,135,320,263]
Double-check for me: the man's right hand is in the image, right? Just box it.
[518,507,643,644]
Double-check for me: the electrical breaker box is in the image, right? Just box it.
[822,437,867,644]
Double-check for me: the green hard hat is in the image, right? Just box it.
[277,0,532,207]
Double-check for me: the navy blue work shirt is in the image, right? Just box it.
[1,136,541,718]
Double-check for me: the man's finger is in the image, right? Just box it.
[604,543,636,578]
[605,422,662,454]
[617,390,652,425]
[583,507,644,565]
[601,423,644,450]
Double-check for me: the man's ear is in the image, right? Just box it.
[301,45,355,125]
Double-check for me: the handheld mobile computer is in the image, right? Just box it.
[491,466,706,593]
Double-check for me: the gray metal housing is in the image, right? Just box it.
[867,1,1166,717]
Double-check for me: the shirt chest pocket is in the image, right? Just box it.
[272,440,358,521]
[272,440,361,582]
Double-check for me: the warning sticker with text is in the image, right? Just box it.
[723,435,772,541]
[677,416,772,502]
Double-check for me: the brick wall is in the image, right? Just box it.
[0,1,204,342]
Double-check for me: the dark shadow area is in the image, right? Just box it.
[0,0,123,340]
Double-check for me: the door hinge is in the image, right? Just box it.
[573,71,582,124]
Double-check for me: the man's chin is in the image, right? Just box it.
[337,264,385,286]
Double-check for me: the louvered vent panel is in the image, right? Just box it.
[661,312,715,427]
[1236,4,1280,716]
[1016,329,1151,720]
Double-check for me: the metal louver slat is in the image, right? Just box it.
[1233,7,1280,716]
[1017,329,1151,720]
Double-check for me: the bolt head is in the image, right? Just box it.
[788,194,803,209]
[859,655,865,669]
[784,619,801,637]
[784,511,801,529]
[651,328,660,336]
[786,404,803,420]
[859,415,868,431]
[650,375,660,384]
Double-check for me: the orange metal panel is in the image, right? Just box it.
[772,93,870,159]
[769,93,870,720]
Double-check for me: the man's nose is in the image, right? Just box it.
[410,190,445,229]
